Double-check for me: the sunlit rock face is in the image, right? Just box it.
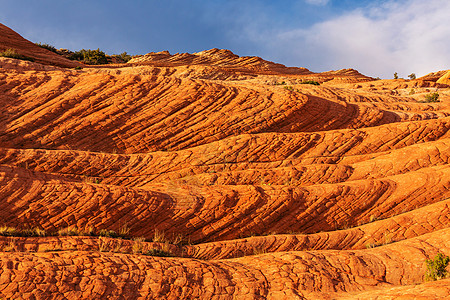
[1,22,449,300]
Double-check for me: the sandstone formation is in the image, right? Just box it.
[437,70,450,85]
[0,23,81,68]
[0,23,449,299]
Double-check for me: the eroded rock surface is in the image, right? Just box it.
[0,23,449,299]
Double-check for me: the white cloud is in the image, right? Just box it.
[305,0,330,5]
[248,0,450,78]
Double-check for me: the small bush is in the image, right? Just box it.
[283,86,294,91]
[144,248,173,257]
[153,229,166,243]
[0,226,18,236]
[423,92,440,103]
[119,224,131,237]
[394,72,398,79]
[0,226,46,237]
[83,226,96,236]
[35,43,58,53]
[98,229,119,238]
[0,49,34,62]
[300,80,320,85]
[112,52,132,63]
[425,253,449,281]
[23,227,47,237]
[132,237,145,254]
[408,73,416,80]
[58,226,81,236]
[69,48,108,65]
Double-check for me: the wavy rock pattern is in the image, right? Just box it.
[0,23,449,299]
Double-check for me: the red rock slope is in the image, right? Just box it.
[0,23,81,68]
[0,23,449,299]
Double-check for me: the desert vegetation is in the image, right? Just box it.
[425,253,450,281]
[0,48,34,61]
[68,48,108,65]
[0,226,46,237]
[111,51,132,62]
[300,80,320,85]
[423,91,440,102]
[0,225,188,245]
[35,42,58,53]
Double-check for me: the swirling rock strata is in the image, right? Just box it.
[0,22,449,299]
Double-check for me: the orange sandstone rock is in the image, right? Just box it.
[0,22,449,299]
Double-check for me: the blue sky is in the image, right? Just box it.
[1,0,449,78]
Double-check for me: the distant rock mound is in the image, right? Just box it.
[437,70,450,85]
[418,70,449,82]
[129,48,312,75]
[129,48,376,83]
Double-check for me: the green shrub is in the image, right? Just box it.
[144,248,173,257]
[69,48,108,65]
[394,72,398,79]
[283,85,294,91]
[425,253,449,281]
[0,49,34,62]
[408,73,416,80]
[112,52,132,63]
[35,42,58,53]
[423,92,440,103]
[300,80,320,85]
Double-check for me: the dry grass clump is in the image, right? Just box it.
[132,237,146,254]
[0,226,46,237]
[0,225,178,257]
[253,247,268,256]
[365,231,396,249]
[1,237,18,252]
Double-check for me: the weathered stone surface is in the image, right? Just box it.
[0,229,448,299]
[437,70,450,85]
[0,22,449,299]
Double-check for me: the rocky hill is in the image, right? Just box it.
[0,23,81,68]
[0,23,449,299]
